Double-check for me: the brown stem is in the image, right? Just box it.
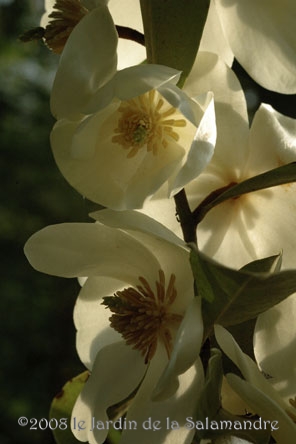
[174,189,197,244]
[192,182,237,226]
[115,25,145,46]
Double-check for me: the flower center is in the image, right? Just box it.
[44,0,89,54]
[112,89,187,158]
[102,270,183,364]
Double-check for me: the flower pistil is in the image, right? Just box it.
[102,269,183,363]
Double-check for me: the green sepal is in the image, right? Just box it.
[194,349,270,444]
[49,371,89,444]
[140,0,210,86]
[190,246,296,338]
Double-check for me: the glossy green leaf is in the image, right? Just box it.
[140,0,209,85]
[190,246,296,338]
[49,371,89,444]
[194,162,296,224]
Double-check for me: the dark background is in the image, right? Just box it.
[0,1,295,444]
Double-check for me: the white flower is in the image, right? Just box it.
[41,0,145,68]
[141,52,296,271]
[48,3,216,210]
[24,217,204,444]
[206,0,296,93]
[215,324,296,444]
[254,295,296,411]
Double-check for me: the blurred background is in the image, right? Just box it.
[1,1,88,443]
[0,1,295,444]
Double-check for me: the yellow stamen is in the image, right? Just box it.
[112,89,187,158]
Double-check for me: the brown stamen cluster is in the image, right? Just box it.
[102,270,183,363]
[44,0,88,54]
[112,89,187,158]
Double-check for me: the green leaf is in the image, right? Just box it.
[140,0,210,85]
[49,371,89,444]
[190,246,296,338]
[194,349,270,444]
[193,162,296,224]
[240,253,282,274]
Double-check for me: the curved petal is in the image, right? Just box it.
[24,222,161,281]
[121,350,204,444]
[214,325,285,409]
[84,64,181,115]
[199,0,234,66]
[71,341,147,444]
[90,208,185,247]
[74,276,124,368]
[254,294,296,397]
[184,51,249,172]
[169,94,216,194]
[140,185,183,240]
[213,0,296,93]
[153,298,203,400]
[227,374,296,444]
[247,104,296,174]
[51,6,118,119]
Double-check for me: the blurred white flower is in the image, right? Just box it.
[24,217,204,444]
[215,324,296,444]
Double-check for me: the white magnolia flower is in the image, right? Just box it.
[41,0,145,68]
[254,295,296,409]
[215,325,296,444]
[141,52,296,271]
[24,217,204,444]
[208,0,296,93]
[49,3,216,210]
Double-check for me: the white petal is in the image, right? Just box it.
[153,298,204,400]
[185,51,249,172]
[247,104,296,174]
[254,294,296,397]
[169,94,216,194]
[140,185,183,240]
[90,208,184,247]
[214,325,285,409]
[213,0,296,93]
[24,222,161,281]
[199,1,234,66]
[84,64,181,114]
[74,276,123,368]
[71,341,146,444]
[121,350,204,444]
[51,6,118,119]
[227,374,296,444]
